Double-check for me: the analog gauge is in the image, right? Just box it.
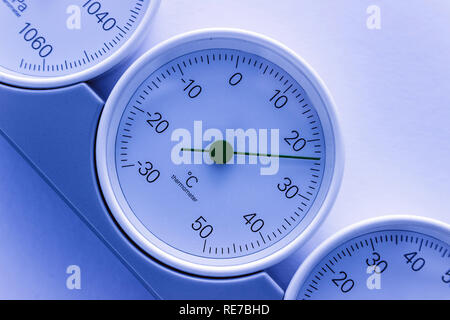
[96,29,343,277]
[285,216,450,300]
[0,0,160,88]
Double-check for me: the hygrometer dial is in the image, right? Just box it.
[0,0,160,88]
[285,216,450,300]
[96,29,343,277]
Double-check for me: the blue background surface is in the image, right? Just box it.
[1,0,449,298]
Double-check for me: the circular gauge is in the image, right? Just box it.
[96,29,343,277]
[0,0,160,88]
[285,216,450,300]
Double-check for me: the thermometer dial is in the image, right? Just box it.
[96,29,343,277]
[285,216,450,300]
[0,0,160,88]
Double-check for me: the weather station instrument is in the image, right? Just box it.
[96,29,343,277]
[285,216,450,300]
[0,0,160,88]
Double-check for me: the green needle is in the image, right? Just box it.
[181,140,321,163]
[232,150,320,161]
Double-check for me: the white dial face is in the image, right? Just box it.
[0,0,158,87]
[97,31,342,277]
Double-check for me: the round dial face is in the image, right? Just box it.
[0,0,159,88]
[285,216,450,300]
[96,30,342,277]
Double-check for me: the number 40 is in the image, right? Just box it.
[243,213,264,232]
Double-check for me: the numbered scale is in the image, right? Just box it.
[0,0,160,88]
[96,29,343,277]
[285,216,450,299]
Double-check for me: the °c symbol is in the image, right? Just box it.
[186,171,198,188]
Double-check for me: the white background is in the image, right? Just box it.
[97,0,450,288]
